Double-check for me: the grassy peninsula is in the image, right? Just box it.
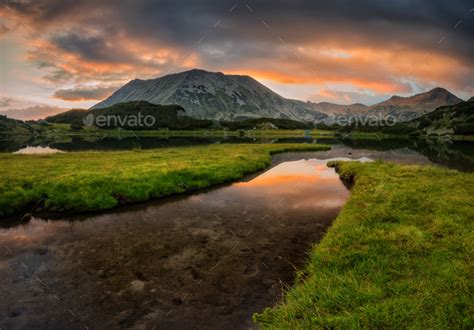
[0,143,329,217]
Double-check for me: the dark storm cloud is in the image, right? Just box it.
[5,0,473,57]
[52,33,136,63]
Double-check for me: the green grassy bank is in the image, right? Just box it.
[0,143,328,217]
[26,123,337,138]
[255,161,473,328]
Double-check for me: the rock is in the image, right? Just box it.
[130,280,145,292]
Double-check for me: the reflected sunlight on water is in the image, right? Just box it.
[0,157,352,329]
[13,146,64,154]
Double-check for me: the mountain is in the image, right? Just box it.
[367,87,463,121]
[299,88,461,122]
[0,105,67,121]
[92,69,326,122]
[406,98,474,135]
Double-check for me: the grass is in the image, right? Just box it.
[0,143,329,217]
[255,161,474,328]
[451,135,474,142]
[39,126,336,138]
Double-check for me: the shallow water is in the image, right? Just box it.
[0,156,353,329]
[13,146,64,155]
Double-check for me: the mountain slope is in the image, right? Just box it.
[306,102,369,116]
[45,109,88,124]
[367,87,463,121]
[407,97,474,135]
[92,69,326,121]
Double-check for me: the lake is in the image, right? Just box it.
[3,135,474,172]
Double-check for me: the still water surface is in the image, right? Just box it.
[0,156,353,329]
[4,135,474,172]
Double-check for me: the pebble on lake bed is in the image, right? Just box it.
[130,280,146,292]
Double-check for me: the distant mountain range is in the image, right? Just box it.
[364,87,463,121]
[92,69,464,122]
[0,105,67,121]
[42,96,474,135]
[1,97,472,137]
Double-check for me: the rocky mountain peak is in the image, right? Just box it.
[425,87,457,101]
[91,69,326,121]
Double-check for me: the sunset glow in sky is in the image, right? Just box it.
[0,0,473,115]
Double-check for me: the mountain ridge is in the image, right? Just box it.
[366,87,463,121]
[92,69,463,122]
[0,105,67,121]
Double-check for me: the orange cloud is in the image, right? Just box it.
[226,42,472,97]
[24,35,200,86]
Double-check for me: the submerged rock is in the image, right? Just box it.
[130,280,146,292]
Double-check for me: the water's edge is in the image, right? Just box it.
[2,147,328,227]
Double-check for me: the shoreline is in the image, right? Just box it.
[255,161,473,328]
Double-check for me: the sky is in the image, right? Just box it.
[0,0,473,117]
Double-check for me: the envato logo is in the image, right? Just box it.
[82,113,156,128]
[319,114,397,127]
